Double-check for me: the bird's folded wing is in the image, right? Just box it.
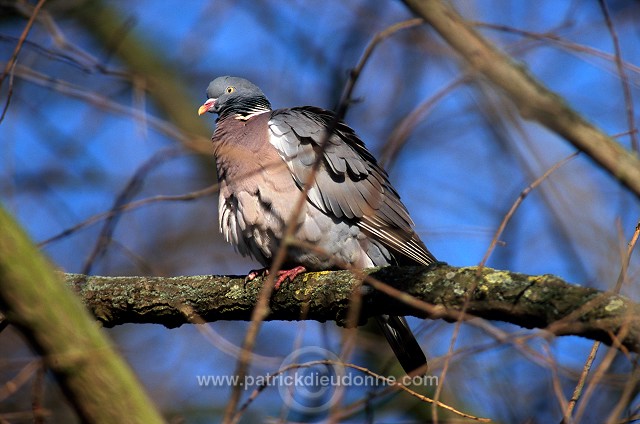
[268,107,435,266]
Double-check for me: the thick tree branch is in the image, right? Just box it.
[65,265,640,354]
[402,0,640,199]
[0,206,163,424]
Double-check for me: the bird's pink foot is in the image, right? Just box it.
[273,266,306,290]
[245,266,307,289]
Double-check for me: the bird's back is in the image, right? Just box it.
[268,106,436,268]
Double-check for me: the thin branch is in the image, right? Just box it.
[235,360,490,422]
[545,343,570,419]
[402,0,640,199]
[0,360,40,402]
[380,76,468,167]
[573,320,631,423]
[0,60,16,125]
[598,0,638,151]
[223,19,426,423]
[613,221,640,294]
[472,22,640,78]
[430,151,577,423]
[10,64,211,154]
[562,341,600,424]
[565,220,640,423]
[0,0,47,93]
[479,152,579,268]
[81,148,184,275]
[337,18,424,117]
[38,183,218,247]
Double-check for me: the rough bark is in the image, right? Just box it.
[64,266,640,354]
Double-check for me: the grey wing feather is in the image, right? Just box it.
[268,106,435,266]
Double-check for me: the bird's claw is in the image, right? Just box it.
[244,266,307,290]
[273,266,306,290]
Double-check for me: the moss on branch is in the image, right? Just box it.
[64,265,640,354]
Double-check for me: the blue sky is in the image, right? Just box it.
[1,1,639,422]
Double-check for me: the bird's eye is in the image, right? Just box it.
[226,86,235,94]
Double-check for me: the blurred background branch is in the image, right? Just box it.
[1,0,639,422]
[70,0,213,154]
[403,0,640,198]
[0,206,163,423]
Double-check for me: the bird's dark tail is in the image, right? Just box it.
[375,315,427,374]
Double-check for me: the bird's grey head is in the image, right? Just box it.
[197,76,272,119]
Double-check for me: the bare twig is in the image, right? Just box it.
[479,152,579,268]
[402,0,640,198]
[336,18,424,117]
[598,0,638,151]
[10,65,211,154]
[562,341,600,424]
[380,76,468,167]
[0,360,40,402]
[81,148,184,275]
[224,19,426,423]
[0,0,47,93]
[235,360,490,422]
[613,221,640,294]
[472,22,640,78]
[545,343,570,418]
[39,182,219,247]
[430,151,578,422]
[568,221,640,423]
[32,361,46,424]
[0,61,16,125]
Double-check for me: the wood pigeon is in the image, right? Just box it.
[198,76,436,374]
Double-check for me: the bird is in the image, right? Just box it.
[198,76,436,374]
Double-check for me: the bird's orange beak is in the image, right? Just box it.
[198,98,216,116]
